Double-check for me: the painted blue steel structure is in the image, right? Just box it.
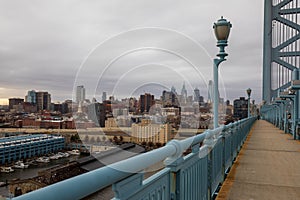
[11,117,256,200]
[262,0,300,140]
[263,0,300,103]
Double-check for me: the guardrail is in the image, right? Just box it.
[11,117,256,200]
[261,103,300,140]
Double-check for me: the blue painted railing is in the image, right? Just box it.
[261,102,299,140]
[11,117,256,200]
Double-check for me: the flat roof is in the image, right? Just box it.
[0,134,64,148]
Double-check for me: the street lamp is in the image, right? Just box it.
[252,99,256,116]
[246,88,252,117]
[213,16,232,128]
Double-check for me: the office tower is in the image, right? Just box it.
[8,98,24,110]
[87,102,106,127]
[194,88,201,102]
[61,102,69,114]
[207,80,220,103]
[181,82,188,104]
[76,85,86,103]
[233,97,248,119]
[52,103,63,113]
[161,90,178,107]
[128,97,138,113]
[25,90,37,104]
[139,93,155,113]
[171,86,177,94]
[36,92,51,111]
[199,96,204,103]
[208,80,214,103]
[102,92,107,103]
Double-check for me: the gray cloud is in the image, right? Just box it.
[0,0,264,103]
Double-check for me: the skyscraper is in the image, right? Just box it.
[162,90,178,107]
[76,85,86,103]
[171,86,177,94]
[181,82,187,98]
[233,97,248,119]
[36,92,51,111]
[181,82,188,104]
[25,90,36,104]
[139,93,155,113]
[194,88,201,102]
[208,80,214,103]
[87,102,106,127]
[102,92,107,103]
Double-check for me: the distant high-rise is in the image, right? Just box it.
[194,88,201,102]
[181,82,187,98]
[76,85,86,103]
[36,92,51,111]
[171,86,177,94]
[9,98,24,110]
[181,82,188,104]
[199,96,204,103]
[162,90,178,107]
[208,80,214,103]
[25,90,36,104]
[87,102,106,127]
[139,93,155,113]
[102,92,107,103]
[233,97,248,119]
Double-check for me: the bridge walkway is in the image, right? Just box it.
[217,120,300,200]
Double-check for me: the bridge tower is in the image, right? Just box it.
[263,0,300,103]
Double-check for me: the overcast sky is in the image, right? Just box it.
[0,0,264,105]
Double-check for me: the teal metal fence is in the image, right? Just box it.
[261,100,300,140]
[11,117,256,200]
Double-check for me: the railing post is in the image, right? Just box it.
[221,126,227,181]
[166,157,184,200]
[277,105,280,128]
[283,102,287,133]
[112,173,144,200]
[166,139,209,200]
[229,124,234,165]
[280,103,284,130]
[203,130,214,200]
[232,123,237,161]
[237,121,241,152]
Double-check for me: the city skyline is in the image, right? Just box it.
[0,1,263,105]
[2,81,243,106]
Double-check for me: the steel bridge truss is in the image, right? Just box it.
[263,0,300,102]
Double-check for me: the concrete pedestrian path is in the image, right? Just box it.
[217,120,300,200]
